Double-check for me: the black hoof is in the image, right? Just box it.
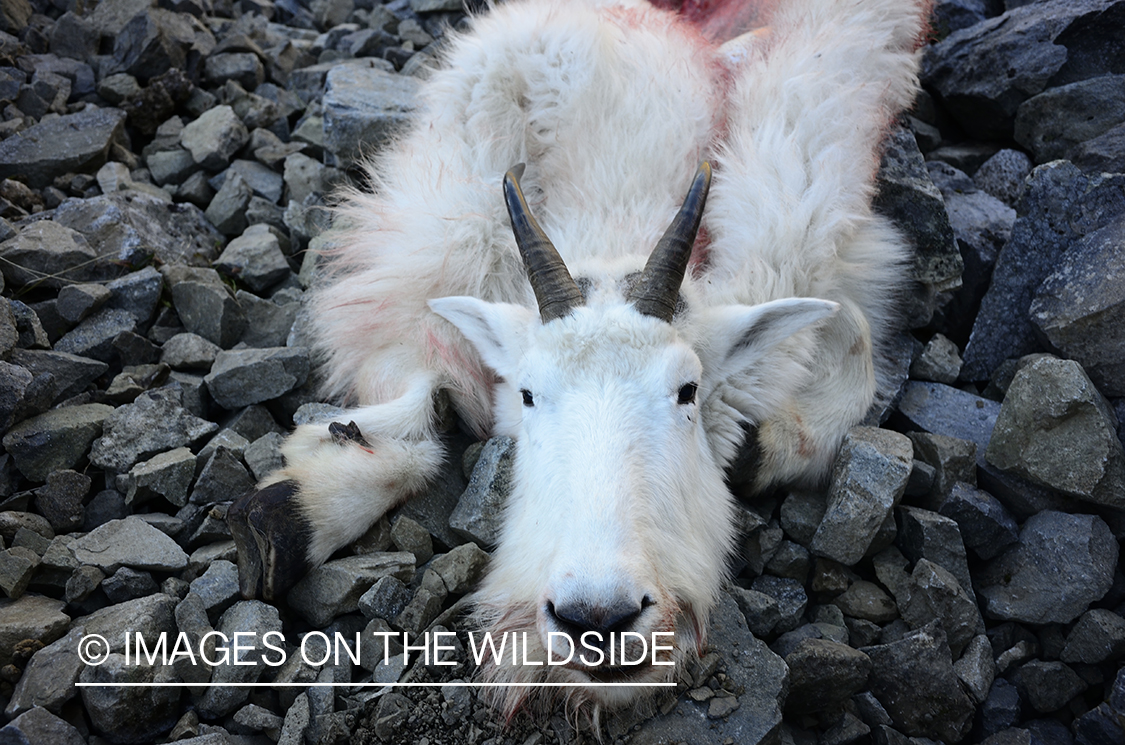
[329,420,369,447]
[228,480,314,602]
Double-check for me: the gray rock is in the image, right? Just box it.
[938,481,1019,560]
[1030,216,1125,396]
[0,221,99,290]
[196,600,283,718]
[196,427,250,465]
[779,491,826,547]
[0,361,45,436]
[2,403,114,482]
[283,151,324,205]
[213,226,290,291]
[53,193,223,269]
[358,575,411,621]
[629,592,787,745]
[32,469,89,532]
[56,282,111,324]
[390,515,433,563]
[204,52,265,90]
[90,387,217,472]
[189,559,240,620]
[1012,659,1087,713]
[922,0,1125,140]
[810,427,911,565]
[986,357,1125,508]
[861,621,975,742]
[287,552,415,627]
[428,542,489,595]
[449,435,513,548]
[730,586,782,637]
[900,558,982,658]
[204,346,310,409]
[895,379,1069,518]
[244,431,284,481]
[205,169,253,236]
[236,289,299,348]
[0,593,69,667]
[101,566,159,603]
[123,446,196,507]
[5,625,85,717]
[750,575,807,634]
[189,447,254,505]
[80,653,181,743]
[167,267,248,348]
[0,705,85,745]
[291,402,346,426]
[873,127,962,326]
[147,147,198,186]
[0,107,127,188]
[161,332,221,370]
[909,333,962,385]
[976,510,1117,623]
[9,301,50,351]
[322,61,421,167]
[980,678,1022,738]
[784,638,871,715]
[974,149,1034,208]
[1061,608,1125,664]
[181,105,250,171]
[228,159,284,204]
[962,162,1125,381]
[1014,74,1125,164]
[1072,120,1125,175]
[0,547,37,599]
[907,432,976,510]
[73,516,189,572]
[897,506,974,600]
[831,580,898,624]
[54,306,138,363]
[953,633,996,704]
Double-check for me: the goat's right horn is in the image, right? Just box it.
[629,161,712,323]
[504,164,584,323]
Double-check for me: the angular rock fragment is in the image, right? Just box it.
[73,516,189,573]
[1030,216,1125,396]
[976,510,1117,624]
[287,552,415,627]
[322,61,420,167]
[204,346,311,409]
[986,356,1125,509]
[810,427,912,565]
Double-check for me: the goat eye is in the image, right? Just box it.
[677,383,698,405]
[521,389,534,407]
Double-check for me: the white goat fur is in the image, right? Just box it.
[275,0,928,711]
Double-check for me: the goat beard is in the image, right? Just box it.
[467,599,706,729]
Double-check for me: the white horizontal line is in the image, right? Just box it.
[76,682,676,688]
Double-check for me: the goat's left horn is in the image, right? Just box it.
[629,161,712,322]
[504,164,584,323]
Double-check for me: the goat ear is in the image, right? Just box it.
[428,297,536,378]
[699,297,840,384]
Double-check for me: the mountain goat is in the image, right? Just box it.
[230,0,928,711]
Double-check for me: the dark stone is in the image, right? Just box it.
[897,506,974,601]
[1011,659,1087,713]
[980,678,1022,739]
[922,0,1125,141]
[976,510,1118,624]
[873,127,962,327]
[1015,74,1125,164]
[938,481,1019,560]
[861,621,975,743]
[962,162,1125,381]
[1030,216,1125,397]
[32,470,89,532]
[783,638,871,715]
[0,107,126,188]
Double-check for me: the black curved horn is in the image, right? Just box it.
[628,162,712,322]
[504,164,584,323]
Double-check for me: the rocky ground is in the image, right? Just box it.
[0,0,1122,742]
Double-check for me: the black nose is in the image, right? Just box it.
[546,597,648,649]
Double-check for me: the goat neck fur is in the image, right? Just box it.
[275,0,930,715]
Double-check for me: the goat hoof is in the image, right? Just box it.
[228,480,313,602]
[328,420,369,447]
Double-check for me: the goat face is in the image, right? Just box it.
[428,165,837,709]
